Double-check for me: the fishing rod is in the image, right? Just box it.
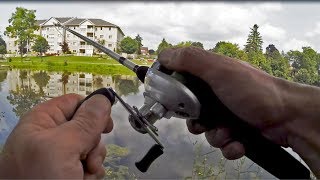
[54,22,311,179]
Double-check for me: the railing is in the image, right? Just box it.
[79,45,93,49]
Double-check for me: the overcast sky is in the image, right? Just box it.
[1,2,320,52]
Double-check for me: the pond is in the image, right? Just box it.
[0,68,276,179]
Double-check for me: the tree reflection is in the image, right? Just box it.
[104,144,135,179]
[7,70,42,118]
[0,70,7,91]
[60,71,70,95]
[114,75,139,96]
[32,71,50,95]
[93,77,104,89]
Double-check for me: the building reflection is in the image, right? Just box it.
[6,69,139,98]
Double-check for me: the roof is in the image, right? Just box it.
[88,19,116,27]
[38,17,125,35]
[36,20,46,25]
[55,17,73,23]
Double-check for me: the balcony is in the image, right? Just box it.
[79,45,93,50]
[87,28,94,33]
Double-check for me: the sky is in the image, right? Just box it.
[1,2,320,52]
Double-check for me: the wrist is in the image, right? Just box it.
[276,78,320,177]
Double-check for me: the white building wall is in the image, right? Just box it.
[6,17,124,56]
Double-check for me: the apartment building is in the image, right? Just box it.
[6,17,125,56]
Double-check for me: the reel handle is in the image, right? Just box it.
[180,72,310,179]
[135,144,164,173]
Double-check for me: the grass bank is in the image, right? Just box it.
[0,56,153,75]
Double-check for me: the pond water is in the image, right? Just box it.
[0,68,276,179]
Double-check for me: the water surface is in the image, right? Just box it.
[0,68,274,179]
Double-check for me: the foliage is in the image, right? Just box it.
[119,36,138,54]
[114,76,139,96]
[104,144,135,179]
[32,36,50,60]
[7,70,43,117]
[96,39,106,53]
[265,44,291,79]
[287,47,320,85]
[0,70,7,91]
[0,36,6,55]
[60,71,71,95]
[244,24,272,74]
[212,41,247,60]
[5,7,38,60]
[156,38,172,54]
[59,41,71,54]
[244,24,263,53]
[191,41,204,49]
[32,70,50,95]
[174,41,193,48]
[135,34,143,55]
[148,49,155,55]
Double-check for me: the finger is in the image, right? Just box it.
[221,141,245,160]
[86,142,106,174]
[24,93,84,125]
[186,119,207,135]
[103,117,113,133]
[205,127,233,148]
[157,47,213,78]
[84,167,105,180]
[61,94,112,152]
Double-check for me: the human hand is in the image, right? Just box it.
[157,47,298,159]
[0,94,113,179]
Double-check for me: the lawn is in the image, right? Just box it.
[1,55,154,75]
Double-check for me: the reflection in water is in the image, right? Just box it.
[0,70,7,91]
[0,69,273,179]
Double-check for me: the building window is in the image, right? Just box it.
[109,35,112,39]
[58,34,61,37]
[74,27,76,30]
[100,35,104,38]
[109,27,111,31]
[101,27,103,30]
[67,34,70,38]
[108,44,112,47]
[47,28,49,31]
[73,50,76,53]
[73,42,76,45]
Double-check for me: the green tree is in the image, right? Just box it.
[174,41,193,48]
[59,41,70,54]
[96,39,106,54]
[135,34,143,55]
[5,7,38,60]
[32,36,50,61]
[0,35,6,55]
[32,71,50,95]
[287,47,320,85]
[212,41,247,60]
[156,38,172,54]
[245,24,263,53]
[244,24,272,74]
[265,44,290,79]
[119,36,138,54]
[191,41,204,49]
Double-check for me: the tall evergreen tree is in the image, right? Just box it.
[244,24,272,74]
[245,24,263,53]
[156,38,172,54]
[135,34,143,55]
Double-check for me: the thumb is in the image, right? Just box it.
[60,94,112,152]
